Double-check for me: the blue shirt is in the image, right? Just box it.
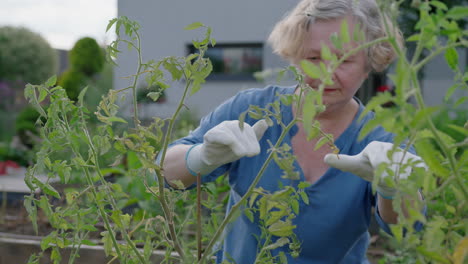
[169,85,415,263]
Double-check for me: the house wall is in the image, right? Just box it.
[115,1,467,120]
[421,47,467,107]
[116,0,297,120]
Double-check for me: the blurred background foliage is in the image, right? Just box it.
[0,27,113,166]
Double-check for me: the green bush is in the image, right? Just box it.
[0,26,57,85]
[58,69,88,101]
[69,37,105,76]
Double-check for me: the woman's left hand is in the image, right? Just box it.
[324,141,427,199]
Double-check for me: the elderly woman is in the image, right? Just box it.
[162,0,424,263]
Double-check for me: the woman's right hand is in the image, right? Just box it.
[185,119,269,176]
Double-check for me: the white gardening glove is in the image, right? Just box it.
[186,119,269,176]
[324,141,426,199]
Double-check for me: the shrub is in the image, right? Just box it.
[69,37,105,76]
[58,69,88,101]
[0,26,57,85]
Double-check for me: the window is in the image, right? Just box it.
[187,43,263,81]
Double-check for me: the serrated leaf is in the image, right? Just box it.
[107,116,128,123]
[291,199,299,214]
[321,44,332,61]
[340,19,350,43]
[106,18,118,32]
[24,195,38,234]
[453,237,468,264]
[264,237,290,250]
[38,88,47,103]
[300,60,321,79]
[185,22,204,30]
[45,75,57,87]
[447,124,468,136]
[445,83,460,101]
[407,34,421,42]
[298,181,311,189]
[430,1,448,10]
[416,247,451,263]
[314,136,329,150]
[268,220,296,237]
[34,179,60,199]
[300,191,309,204]
[414,139,450,177]
[78,86,89,105]
[447,6,468,20]
[445,47,459,70]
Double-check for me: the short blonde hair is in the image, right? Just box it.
[267,0,403,72]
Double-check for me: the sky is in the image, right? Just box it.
[0,0,117,50]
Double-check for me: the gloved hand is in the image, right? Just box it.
[324,141,426,199]
[186,119,269,176]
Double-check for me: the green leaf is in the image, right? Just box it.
[445,47,459,70]
[51,247,62,264]
[416,246,451,264]
[38,88,48,103]
[447,124,468,136]
[24,195,38,234]
[430,1,448,10]
[299,191,309,205]
[101,231,114,256]
[407,33,421,42]
[78,86,89,106]
[34,179,61,199]
[266,210,286,226]
[244,209,254,222]
[390,225,403,243]
[264,237,290,250]
[106,18,118,32]
[414,139,450,177]
[453,237,468,264]
[268,220,296,237]
[340,19,350,43]
[314,136,329,150]
[321,43,332,61]
[45,75,57,87]
[291,199,299,215]
[445,83,460,101]
[185,22,204,30]
[446,6,468,20]
[300,60,321,79]
[238,111,246,130]
[298,181,311,189]
[107,116,128,123]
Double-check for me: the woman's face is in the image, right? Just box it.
[297,15,370,108]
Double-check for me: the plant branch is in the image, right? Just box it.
[199,119,298,264]
[130,31,144,127]
[410,71,468,200]
[197,173,202,261]
[414,41,466,72]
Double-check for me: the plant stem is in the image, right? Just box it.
[73,98,146,263]
[414,41,466,72]
[199,119,298,264]
[410,71,468,200]
[253,234,272,264]
[197,173,202,261]
[130,31,143,127]
[82,166,124,259]
[150,52,210,261]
